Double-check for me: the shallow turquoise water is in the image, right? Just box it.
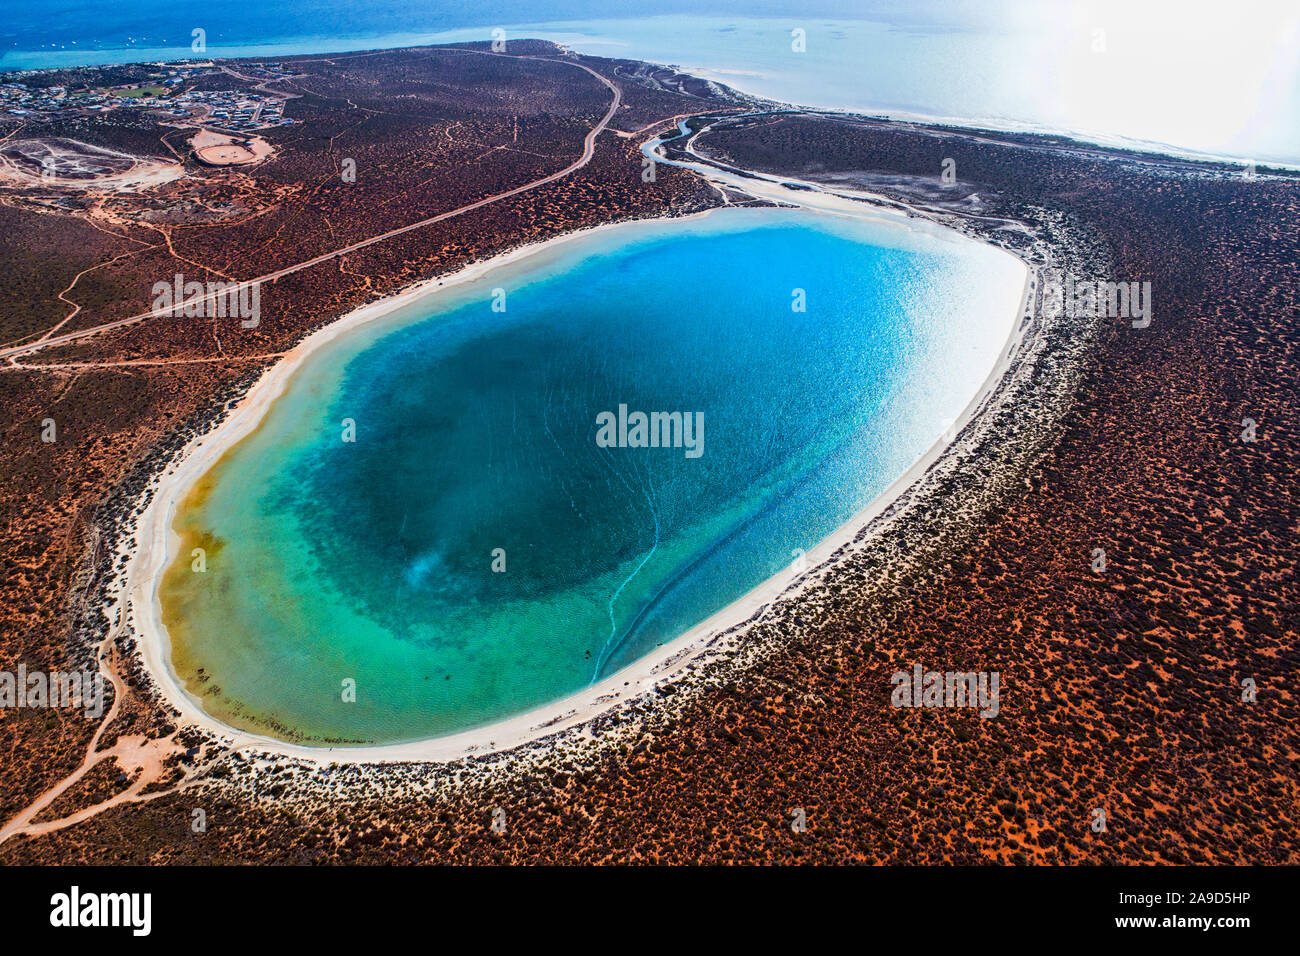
[162,207,1023,744]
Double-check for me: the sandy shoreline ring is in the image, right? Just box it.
[119,165,1035,765]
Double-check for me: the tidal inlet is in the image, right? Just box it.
[160,207,1024,745]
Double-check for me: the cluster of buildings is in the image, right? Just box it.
[0,81,83,116]
[0,63,294,133]
[158,88,290,132]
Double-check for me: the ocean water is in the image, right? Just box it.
[8,2,1298,165]
[160,207,1025,744]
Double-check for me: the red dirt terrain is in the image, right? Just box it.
[0,57,1295,864]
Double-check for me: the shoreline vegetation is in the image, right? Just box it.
[122,147,1038,763]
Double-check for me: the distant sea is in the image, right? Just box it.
[8,1,1299,166]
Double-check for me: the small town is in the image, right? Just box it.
[0,61,295,133]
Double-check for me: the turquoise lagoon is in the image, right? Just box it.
[160,207,1024,744]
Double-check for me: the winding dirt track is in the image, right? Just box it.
[0,54,621,365]
[0,619,185,845]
